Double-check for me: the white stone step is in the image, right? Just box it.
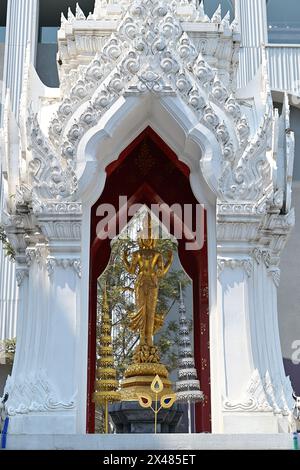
[4,433,296,451]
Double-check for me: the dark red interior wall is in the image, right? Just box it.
[87,128,211,433]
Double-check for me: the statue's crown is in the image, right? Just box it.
[138,213,157,249]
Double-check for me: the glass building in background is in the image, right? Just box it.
[35,1,300,83]
[267,0,300,43]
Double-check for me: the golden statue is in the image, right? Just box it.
[120,213,175,401]
[123,218,173,348]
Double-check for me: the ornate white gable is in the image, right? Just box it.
[8,0,282,208]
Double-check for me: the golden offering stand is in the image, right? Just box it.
[120,347,174,401]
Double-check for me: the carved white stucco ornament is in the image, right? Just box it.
[0,0,296,435]
[31,0,259,205]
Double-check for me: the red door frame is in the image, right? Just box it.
[87,128,211,433]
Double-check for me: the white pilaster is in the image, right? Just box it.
[217,207,294,433]
[0,247,18,341]
[217,257,254,402]
[0,0,39,348]
[2,0,39,118]
[45,255,81,406]
[235,0,268,87]
[11,266,29,374]
[6,219,82,433]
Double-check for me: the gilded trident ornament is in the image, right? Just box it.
[137,375,176,434]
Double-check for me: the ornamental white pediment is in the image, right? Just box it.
[49,2,240,160]
[1,0,294,223]
[26,0,276,206]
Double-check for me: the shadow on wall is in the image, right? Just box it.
[37,44,59,88]
[284,358,300,395]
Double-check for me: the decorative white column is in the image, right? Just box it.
[0,0,39,351]
[217,206,294,433]
[5,203,82,434]
[45,256,81,407]
[0,248,18,341]
[235,0,268,87]
[2,0,39,118]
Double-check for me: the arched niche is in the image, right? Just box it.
[87,128,211,433]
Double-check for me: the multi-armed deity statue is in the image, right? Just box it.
[121,214,174,400]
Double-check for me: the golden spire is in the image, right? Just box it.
[94,283,120,432]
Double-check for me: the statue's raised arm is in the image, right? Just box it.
[156,250,173,277]
[123,249,138,275]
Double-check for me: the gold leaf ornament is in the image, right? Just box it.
[137,393,152,409]
[161,394,176,409]
[151,375,164,394]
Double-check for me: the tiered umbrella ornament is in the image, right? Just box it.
[94,285,120,433]
[176,284,204,433]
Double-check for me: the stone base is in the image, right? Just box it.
[4,434,296,450]
[223,412,291,434]
[7,412,77,434]
[109,401,184,433]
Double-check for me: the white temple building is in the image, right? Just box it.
[0,0,300,450]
